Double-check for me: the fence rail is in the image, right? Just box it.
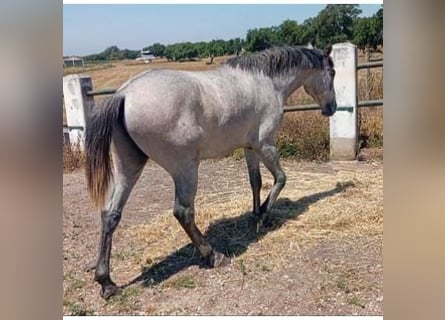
[87,89,117,96]
[357,61,383,70]
[284,105,357,113]
[358,99,383,107]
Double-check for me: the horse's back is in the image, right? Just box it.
[117,67,281,167]
[120,69,201,108]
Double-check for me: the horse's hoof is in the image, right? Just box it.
[210,251,231,268]
[100,284,122,300]
[84,260,96,272]
[248,215,263,233]
[262,215,273,229]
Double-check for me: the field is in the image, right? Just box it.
[63,51,383,315]
[63,158,382,315]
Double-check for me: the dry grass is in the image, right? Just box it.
[359,108,383,148]
[275,88,329,160]
[124,162,382,274]
[358,66,383,149]
[63,158,382,315]
[278,111,329,160]
[63,142,84,172]
[63,63,115,76]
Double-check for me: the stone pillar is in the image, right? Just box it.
[330,43,358,160]
[63,74,94,149]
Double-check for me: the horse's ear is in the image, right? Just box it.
[307,42,314,49]
[323,44,332,56]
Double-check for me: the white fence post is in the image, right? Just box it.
[63,74,94,149]
[330,42,358,160]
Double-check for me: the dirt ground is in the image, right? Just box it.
[63,157,383,316]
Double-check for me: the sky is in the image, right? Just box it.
[63,4,382,56]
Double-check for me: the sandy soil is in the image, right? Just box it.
[63,157,382,316]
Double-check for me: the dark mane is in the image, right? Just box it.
[224,46,326,77]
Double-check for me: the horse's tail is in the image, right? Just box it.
[85,94,125,210]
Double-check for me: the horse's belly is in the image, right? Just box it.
[200,133,248,159]
[200,143,240,159]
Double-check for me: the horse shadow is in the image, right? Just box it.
[125,181,355,288]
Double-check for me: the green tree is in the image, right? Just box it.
[299,17,317,46]
[226,39,235,54]
[233,37,245,55]
[121,49,139,59]
[82,4,383,63]
[374,6,383,47]
[278,19,304,45]
[166,42,199,62]
[195,41,208,58]
[164,44,178,61]
[245,27,280,52]
[353,17,374,51]
[308,4,362,48]
[376,6,383,30]
[145,43,166,57]
[353,6,383,51]
[205,39,225,64]
[101,45,120,60]
[223,38,244,55]
[182,42,199,61]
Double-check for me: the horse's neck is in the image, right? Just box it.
[271,69,307,101]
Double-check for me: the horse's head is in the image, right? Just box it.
[303,45,337,117]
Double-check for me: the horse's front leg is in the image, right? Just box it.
[172,161,231,268]
[254,142,286,230]
[244,148,262,216]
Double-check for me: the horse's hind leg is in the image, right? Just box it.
[172,161,230,268]
[93,126,148,299]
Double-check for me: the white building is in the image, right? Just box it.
[135,49,156,63]
[63,56,84,68]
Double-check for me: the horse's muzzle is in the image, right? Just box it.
[321,101,337,117]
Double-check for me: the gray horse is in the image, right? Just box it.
[85,45,337,299]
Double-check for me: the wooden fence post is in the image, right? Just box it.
[330,42,358,160]
[63,74,94,149]
[366,49,370,100]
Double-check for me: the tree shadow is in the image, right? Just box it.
[125,181,355,288]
